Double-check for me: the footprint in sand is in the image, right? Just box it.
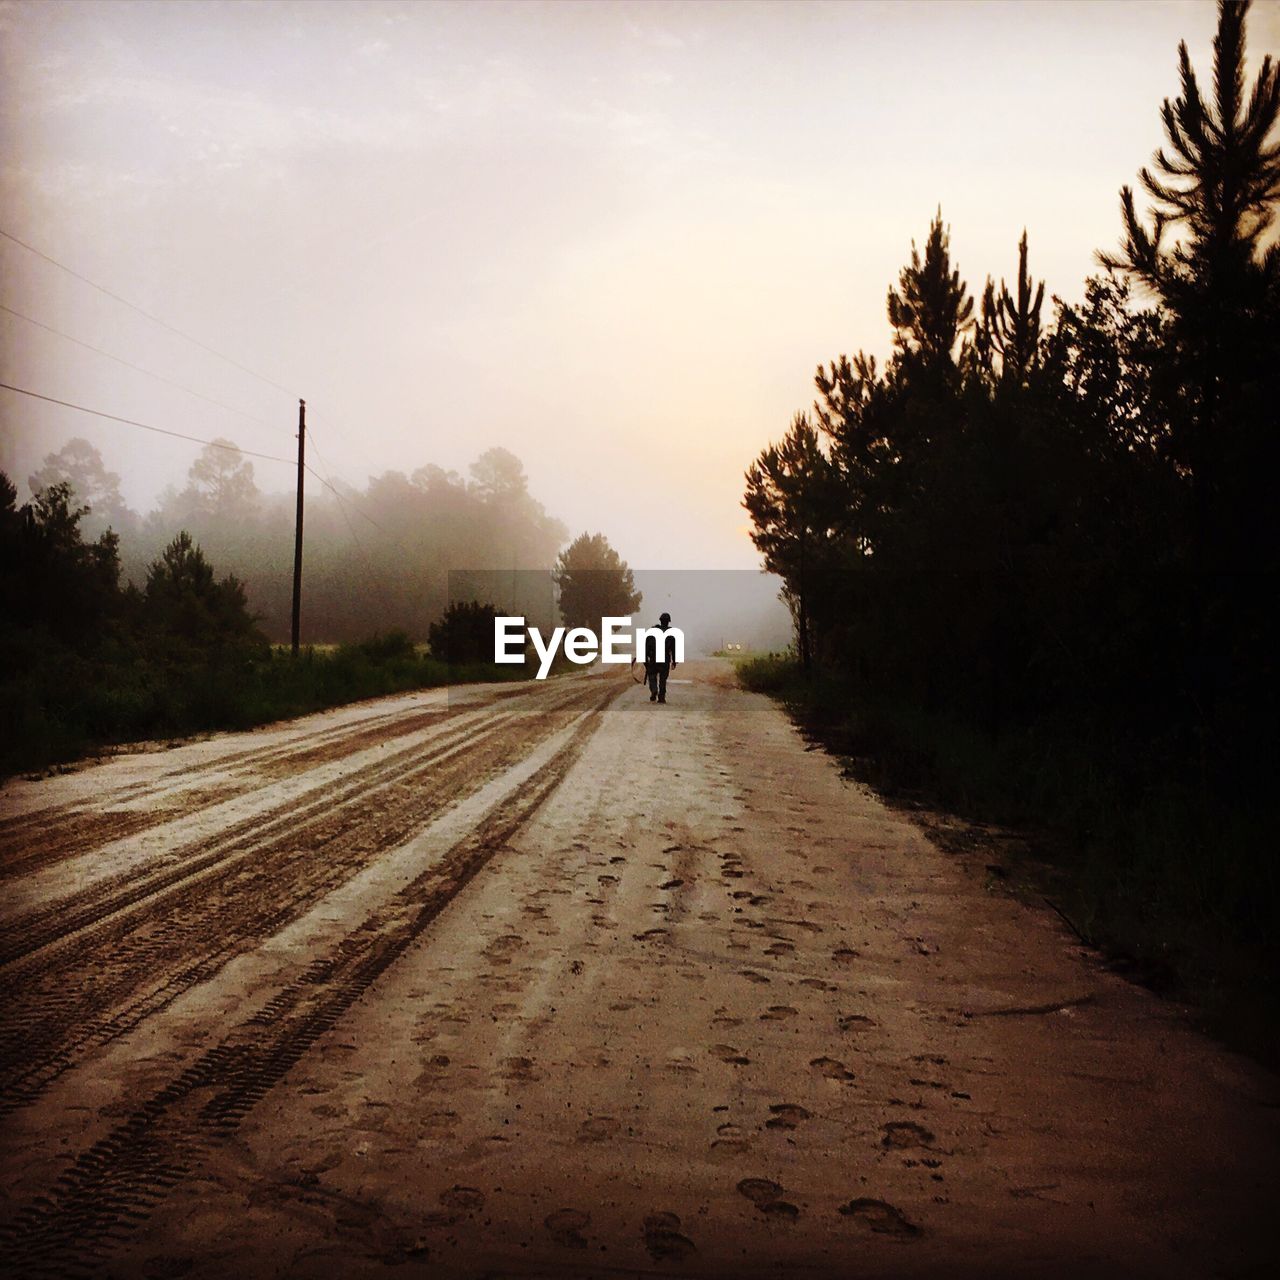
[765,1104,811,1130]
[761,1200,801,1219]
[713,1121,750,1152]
[499,1056,539,1081]
[759,1005,798,1021]
[643,1212,697,1260]
[710,1044,751,1065]
[810,1057,856,1082]
[420,1110,458,1137]
[736,1178,801,1219]
[578,1115,621,1142]
[838,1013,875,1031]
[483,934,525,964]
[737,1177,783,1205]
[439,1186,485,1212]
[838,1198,921,1237]
[544,1208,590,1248]
[881,1121,935,1148]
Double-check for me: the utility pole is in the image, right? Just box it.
[291,398,305,657]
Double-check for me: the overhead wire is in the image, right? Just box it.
[0,302,287,435]
[0,380,298,468]
[0,380,396,529]
[0,226,296,398]
[2,227,396,569]
[304,420,386,533]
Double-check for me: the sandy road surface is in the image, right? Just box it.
[0,661,1275,1279]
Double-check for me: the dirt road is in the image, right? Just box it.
[0,662,1275,1278]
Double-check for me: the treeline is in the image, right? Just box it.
[0,475,528,774]
[744,1,1279,1039]
[0,440,596,773]
[27,441,568,642]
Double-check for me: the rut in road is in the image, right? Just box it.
[0,685,537,885]
[0,690,546,964]
[0,691,615,1279]
[0,679,609,1116]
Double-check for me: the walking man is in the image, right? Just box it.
[644,611,677,704]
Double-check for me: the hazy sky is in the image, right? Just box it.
[2,0,1274,570]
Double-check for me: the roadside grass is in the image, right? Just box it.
[735,653,1280,1069]
[1,629,528,779]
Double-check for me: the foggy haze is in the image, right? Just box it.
[3,0,1268,576]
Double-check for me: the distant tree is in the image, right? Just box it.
[144,531,260,648]
[0,474,122,644]
[184,441,260,519]
[29,438,134,533]
[411,463,465,494]
[469,447,528,502]
[427,600,502,665]
[743,413,841,672]
[554,533,641,631]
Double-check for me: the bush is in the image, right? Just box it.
[734,652,800,694]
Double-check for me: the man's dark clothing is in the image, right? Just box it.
[644,627,676,703]
[647,660,669,702]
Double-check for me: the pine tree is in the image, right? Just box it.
[1099,0,1280,294]
[979,231,1046,388]
[743,413,840,671]
[1098,0,1280,555]
[886,210,974,371]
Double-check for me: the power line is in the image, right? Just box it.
[0,380,297,468]
[0,302,286,436]
[0,379,391,526]
[305,422,385,533]
[0,227,296,398]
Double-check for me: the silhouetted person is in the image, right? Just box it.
[645,611,677,703]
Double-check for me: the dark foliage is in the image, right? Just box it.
[427,601,503,665]
[553,532,642,631]
[743,0,1279,1049]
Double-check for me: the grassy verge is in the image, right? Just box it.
[736,653,1280,1070]
[1,631,527,779]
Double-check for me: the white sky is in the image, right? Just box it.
[2,0,1274,569]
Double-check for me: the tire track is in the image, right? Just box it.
[0,687,561,965]
[0,680,605,1115]
[0,688,614,1278]
[0,684,537,884]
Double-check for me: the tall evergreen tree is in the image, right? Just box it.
[743,413,840,671]
[979,231,1046,389]
[553,532,641,632]
[1099,0,1280,558]
[886,210,974,372]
